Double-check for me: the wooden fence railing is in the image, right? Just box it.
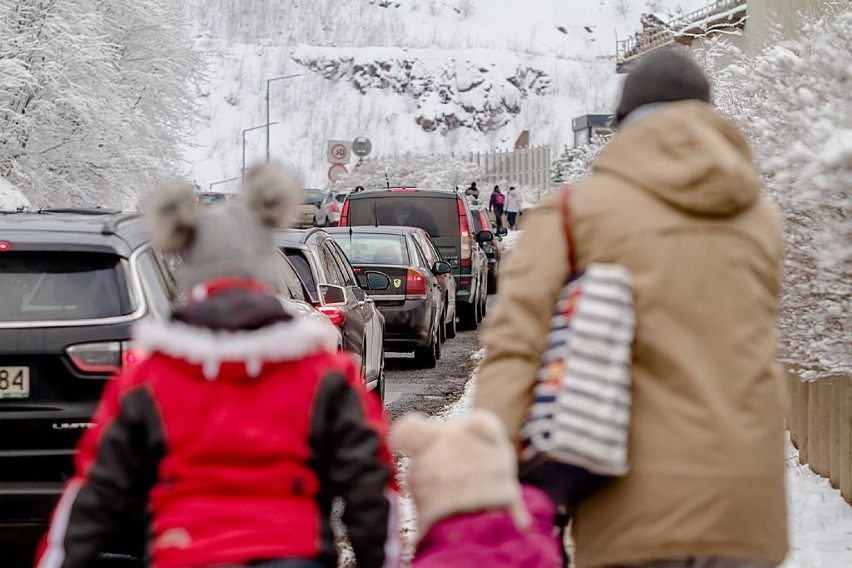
[787,370,852,503]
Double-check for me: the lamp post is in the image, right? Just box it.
[209,177,240,192]
[242,122,278,179]
[264,73,304,162]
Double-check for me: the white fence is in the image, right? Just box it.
[466,145,552,198]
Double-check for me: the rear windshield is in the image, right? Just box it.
[334,193,348,203]
[348,196,460,238]
[303,192,324,206]
[330,233,409,266]
[197,193,226,205]
[0,252,133,322]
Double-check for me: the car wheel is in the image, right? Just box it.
[377,361,386,404]
[439,308,448,343]
[413,326,439,369]
[446,305,457,339]
[488,271,498,295]
[458,301,478,331]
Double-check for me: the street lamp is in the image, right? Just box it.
[264,73,304,162]
[242,122,278,179]
[209,177,240,192]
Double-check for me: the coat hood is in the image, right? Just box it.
[594,101,761,217]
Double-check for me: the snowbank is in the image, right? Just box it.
[782,436,852,567]
[0,178,31,210]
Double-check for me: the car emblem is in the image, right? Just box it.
[393,278,402,288]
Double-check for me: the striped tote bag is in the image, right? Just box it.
[519,188,636,508]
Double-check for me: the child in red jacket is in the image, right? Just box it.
[36,165,399,568]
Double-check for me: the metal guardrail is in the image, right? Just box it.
[616,0,746,71]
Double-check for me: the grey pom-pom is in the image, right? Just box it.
[242,163,302,229]
[142,181,199,252]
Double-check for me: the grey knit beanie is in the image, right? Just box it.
[616,49,711,125]
[143,163,301,293]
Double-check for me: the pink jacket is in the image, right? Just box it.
[413,485,562,568]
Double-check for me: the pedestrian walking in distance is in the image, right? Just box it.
[505,186,521,230]
[475,49,787,568]
[465,181,479,201]
[392,410,561,568]
[35,164,399,568]
[490,185,505,230]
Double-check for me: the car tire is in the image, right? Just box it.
[377,360,386,404]
[488,271,498,295]
[439,307,448,343]
[446,306,457,339]
[414,326,439,369]
[458,301,478,331]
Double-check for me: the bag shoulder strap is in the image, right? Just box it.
[561,187,576,276]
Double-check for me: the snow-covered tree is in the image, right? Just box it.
[551,137,607,185]
[330,153,483,191]
[0,0,202,209]
[708,6,851,379]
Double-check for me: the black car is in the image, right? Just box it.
[339,187,490,330]
[275,229,389,398]
[325,226,457,368]
[0,209,181,563]
[470,204,508,293]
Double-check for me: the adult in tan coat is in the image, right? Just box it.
[475,50,788,568]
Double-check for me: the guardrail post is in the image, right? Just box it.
[829,377,841,489]
[788,370,799,448]
[799,380,810,464]
[841,377,851,502]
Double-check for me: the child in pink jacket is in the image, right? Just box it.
[392,410,562,568]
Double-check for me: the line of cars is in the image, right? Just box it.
[0,187,505,562]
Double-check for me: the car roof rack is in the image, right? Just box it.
[39,207,122,215]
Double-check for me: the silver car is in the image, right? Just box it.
[313,190,350,227]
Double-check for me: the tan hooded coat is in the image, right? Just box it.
[475,101,788,567]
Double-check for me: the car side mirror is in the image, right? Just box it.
[432,261,452,275]
[477,230,494,243]
[318,283,347,305]
[364,271,391,291]
[496,227,508,237]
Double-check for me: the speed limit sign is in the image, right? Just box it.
[327,140,351,165]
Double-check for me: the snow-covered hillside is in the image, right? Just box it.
[184,0,708,189]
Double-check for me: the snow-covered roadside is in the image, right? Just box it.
[0,178,30,210]
[781,436,852,568]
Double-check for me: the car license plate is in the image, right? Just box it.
[0,367,30,399]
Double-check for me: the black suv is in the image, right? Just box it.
[0,210,179,563]
[339,188,490,330]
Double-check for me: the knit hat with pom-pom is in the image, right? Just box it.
[142,163,302,294]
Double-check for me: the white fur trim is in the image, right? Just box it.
[134,317,339,377]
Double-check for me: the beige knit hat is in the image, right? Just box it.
[391,410,531,539]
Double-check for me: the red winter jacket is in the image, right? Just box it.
[35,289,399,568]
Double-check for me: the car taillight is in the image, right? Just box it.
[66,341,145,376]
[318,305,346,326]
[0,241,10,252]
[330,202,340,213]
[406,268,427,299]
[458,199,471,268]
[338,199,350,226]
